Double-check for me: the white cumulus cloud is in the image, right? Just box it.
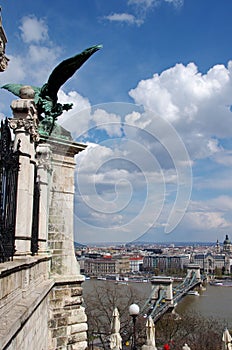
[129,0,184,9]
[58,90,92,138]
[0,15,61,90]
[185,211,230,230]
[104,0,184,27]
[129,61,232,161]
[104,13,143,26]
[20,15,48,43]
[164,0,184,8]
[92,109,122,137]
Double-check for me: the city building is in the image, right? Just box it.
[223,234,232,253]
[129,256,144,272]
[143,254,190,272]
[193,253,226,274]
[193,235,232,274]
[84,256,130,276]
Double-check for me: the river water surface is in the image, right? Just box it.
[83,279,232,327]
[176,284,232,325]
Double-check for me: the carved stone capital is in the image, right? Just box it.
[36,144,53,174]
[10,99,40,142]
[0,54,9,71]
[11,98,36,114]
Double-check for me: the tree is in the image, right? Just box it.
[83,281,147,349]
[83,281,227,350]
[155,310,224,350]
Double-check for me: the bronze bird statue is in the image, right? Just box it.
[2,44,102,134]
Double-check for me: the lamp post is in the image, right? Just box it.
[129,303,140,350]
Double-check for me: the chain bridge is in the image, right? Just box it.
[141,264,205,323]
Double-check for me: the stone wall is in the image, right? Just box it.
[0,94,88,350]
[44,136,86,277]
[48,278,87,350]
[0,256,53,350]
[6,296,49,350]
[41,136,88,349]
[0,256,88,350]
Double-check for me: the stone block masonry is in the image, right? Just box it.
[0,257,88,350]
[0,256,53,350]
[44,136,86,277]
[42,135,89,349]
[0,93,89,350]
[4,296,49,350]
[48,278,87,350]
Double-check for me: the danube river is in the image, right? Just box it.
[83,279,232,327]
[176,283,232,325]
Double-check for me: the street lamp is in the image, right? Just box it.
[129,303,140,350]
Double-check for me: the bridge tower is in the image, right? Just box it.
[186,264,201,280]
[150,276,174,305]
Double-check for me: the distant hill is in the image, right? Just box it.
[127,240,216,247]
[74,242,87,248]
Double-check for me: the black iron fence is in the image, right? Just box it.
[0,118,41,261]
[0,119,20,262]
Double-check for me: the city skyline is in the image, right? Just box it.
[0,0,232,243]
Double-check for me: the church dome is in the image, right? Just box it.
[223,234,231,245]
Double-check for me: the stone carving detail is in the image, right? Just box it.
[10,98,40,142]
[0,53,9,71]
[36,144,53,174]
[0,11,9,72]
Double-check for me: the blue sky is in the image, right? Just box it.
[1,0,232,244]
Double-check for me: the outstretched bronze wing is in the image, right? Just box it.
[40,44,102,101]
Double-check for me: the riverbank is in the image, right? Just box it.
[85,274,184,283]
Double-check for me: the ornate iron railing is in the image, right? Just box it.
[0,119,20,262]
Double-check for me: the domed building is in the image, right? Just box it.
[223,234,232,253]
[193,235,232,274]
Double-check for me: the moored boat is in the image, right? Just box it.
[187,290,200,296]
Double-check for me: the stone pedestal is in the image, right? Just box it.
[39,134,88,349]
[9,97,39,255]
[40,136,86,276]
